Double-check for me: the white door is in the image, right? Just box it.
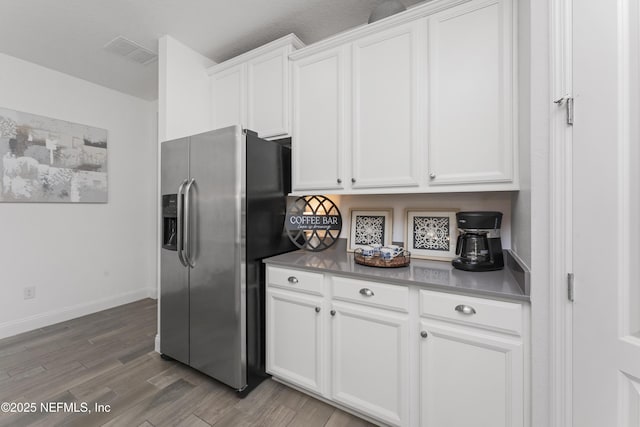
[330,301,409,427]
[247,47,289,139]
[211,64,245,129]
[426,0,514,185]
[266,288,325,394]
[351,21,421,189]
[291,47,348,192]
[419,320,523,427]
[572,0,640,425]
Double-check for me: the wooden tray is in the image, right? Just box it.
[353,249,411,268]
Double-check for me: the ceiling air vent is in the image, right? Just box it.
[104,36,157,65]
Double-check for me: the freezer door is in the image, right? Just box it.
[245,133,296,385]
[160,138,190,364]
[187,126,247,390]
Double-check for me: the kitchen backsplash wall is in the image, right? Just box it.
[327,192,513,249]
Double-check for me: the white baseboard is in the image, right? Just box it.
[147,287,158,300]
[155,334,161,353]
[0,288,152,340]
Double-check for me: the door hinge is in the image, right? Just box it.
[554,95,574,125]
[567,273,575,302]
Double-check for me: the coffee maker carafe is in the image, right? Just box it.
[452,211,504,272]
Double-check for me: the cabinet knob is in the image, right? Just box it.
[315,307,321,313]
[287,276,298,284]
[420,331,428,338]
[359,288,374,297]
[351,178,356,183]
[429,173,436,179]
[454,304,477,315]
[330,310,336,316]
[337,178,342,184]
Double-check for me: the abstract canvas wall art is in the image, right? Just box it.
[405,209,458,260]
[0,107,107,203]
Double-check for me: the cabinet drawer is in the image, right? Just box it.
[420,290,522,336]
[267,266,324,296]
[332,276,409,313]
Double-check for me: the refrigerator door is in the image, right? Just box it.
[245,132,296,385]
[160,137,190,365]
[187,126,247,390]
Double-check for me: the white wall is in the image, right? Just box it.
[527,0,552,425]
[0,52,157,339]
[511,0,532,269]
[332,192,513,246]
[158,36,215,142]
[155,35,216,352]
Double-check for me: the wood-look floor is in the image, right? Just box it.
[0,299,373,427]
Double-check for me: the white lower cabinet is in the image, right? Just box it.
[265,266,527,427]
[418,289,525,427]
[419,320,523,427]
[331,301,409,426]
[266,287,324,394]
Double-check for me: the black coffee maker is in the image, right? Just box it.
[452,211,504,272]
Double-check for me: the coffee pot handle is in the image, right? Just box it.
[482,234,492,261]
[455,234,463,256]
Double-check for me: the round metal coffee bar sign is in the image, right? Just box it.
[285,195,342,252]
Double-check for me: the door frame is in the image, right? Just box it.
[549,0,573,425]
[550,0,640,424]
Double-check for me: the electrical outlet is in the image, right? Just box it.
[24,286,36,300]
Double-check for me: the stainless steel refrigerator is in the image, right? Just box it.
[160,125,295,394]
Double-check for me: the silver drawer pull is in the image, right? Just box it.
[287,276,299,284]
[455,304,476,315]
[315,307,321,313]
[359,288,374,297]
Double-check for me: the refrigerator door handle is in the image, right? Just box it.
[184,178,196,268]
[176,179,189,267]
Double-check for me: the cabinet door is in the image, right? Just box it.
[266,288,324,394]
[247,46,290,139]
[419,320,523,427]
[331,301,409,426]
[292,47,348,191]
[427,0,514,185]
[211,64,246,129]
[351,21,421,189]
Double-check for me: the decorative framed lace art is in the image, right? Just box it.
[405,209,458,260]
[348,209,393,252]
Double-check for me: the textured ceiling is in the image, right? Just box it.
[0,0,424,100]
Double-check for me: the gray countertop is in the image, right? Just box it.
[264,240,529,302]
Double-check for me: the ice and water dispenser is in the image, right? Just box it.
[162,194,178,250]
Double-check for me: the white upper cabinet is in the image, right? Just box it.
[351,21,421,189]
[209,34,304,139]
[211,64,245,130]
[292,47,348,191]
[427,0,514,185]
[289,0,517,195]
[247,47,290,138]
